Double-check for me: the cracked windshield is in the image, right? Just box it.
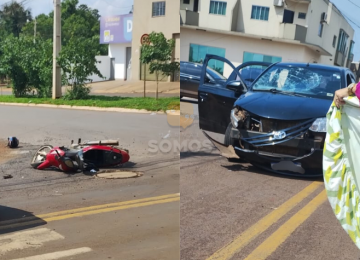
[252,65,342,99]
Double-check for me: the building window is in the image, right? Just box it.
[189,43,226,74]
[183,0,190,4]
[152,1,165,17]
[251,6,269,21]
[337,29,349,54]
[298,12,306,19]
[318,23,323,37]
[243,51,282,63]
[348,40,355,60]
[209,1,227,15]
[332,36,337,48]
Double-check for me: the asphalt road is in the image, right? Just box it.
[0,105,179,260]
[180,99,360,260]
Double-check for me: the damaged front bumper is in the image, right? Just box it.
[202,129,323,178]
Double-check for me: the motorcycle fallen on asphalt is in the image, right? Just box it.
[30,139,130,173]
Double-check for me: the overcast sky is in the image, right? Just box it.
[2,0,134,17]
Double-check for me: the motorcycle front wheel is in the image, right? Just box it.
[30,145,53,169]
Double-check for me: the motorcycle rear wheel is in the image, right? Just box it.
[31,145,53,169]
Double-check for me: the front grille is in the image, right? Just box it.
[241,118,315,147]
[261,118,305,133]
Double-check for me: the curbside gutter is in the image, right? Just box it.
[0,102,180,115]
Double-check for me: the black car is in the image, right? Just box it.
[181,61,228,99]
[199,54,356,177]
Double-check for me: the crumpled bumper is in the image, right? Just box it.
[202,130,323,178]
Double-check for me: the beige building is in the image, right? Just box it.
[132,0,180,81]
[180,0,355,69]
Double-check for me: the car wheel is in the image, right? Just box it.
[224,123,241,162]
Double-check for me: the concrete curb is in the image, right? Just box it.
[0,102,181,115]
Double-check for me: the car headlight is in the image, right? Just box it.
[309,118,326,132]
[230,108,239,128]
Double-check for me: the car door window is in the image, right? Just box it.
[347,72,356,85]
[238,65,269,86]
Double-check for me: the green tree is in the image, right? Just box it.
[21,13,53,41]
[0,1,32,37]
[140,32,180,99]
[0,35,53,97]
[57,36,104,100]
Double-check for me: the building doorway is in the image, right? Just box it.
[125,47,132,81]
[110,58,115,80]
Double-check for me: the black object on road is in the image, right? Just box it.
[7,137,19,148]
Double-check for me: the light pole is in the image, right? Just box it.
[34,18,36,44]
[52,0,62,99]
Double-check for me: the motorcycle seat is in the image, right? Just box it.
[64,149,80,158]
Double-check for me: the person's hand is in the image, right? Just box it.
[334,88,348,108]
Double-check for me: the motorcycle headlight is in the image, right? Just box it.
[309,118,326,132]
[230,108,239,128]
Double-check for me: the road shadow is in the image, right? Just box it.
[180,150,222,159]
[222,163,324,181]
[0,205,47,235]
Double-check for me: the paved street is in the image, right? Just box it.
[180,99,360,260]
[0,105,179,260]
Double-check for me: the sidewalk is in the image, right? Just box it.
[0,80,180,97]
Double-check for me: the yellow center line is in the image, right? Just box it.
[244,190,327,260]
[205,182,323,260]
[0,193,180,226]
[0,194,180,230]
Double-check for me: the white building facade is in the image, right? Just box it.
[180,0,355,69]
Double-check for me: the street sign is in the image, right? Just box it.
[140,34,150,45]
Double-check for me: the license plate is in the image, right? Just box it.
[271,161,305,174]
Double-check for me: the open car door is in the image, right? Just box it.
[198,54,271,134]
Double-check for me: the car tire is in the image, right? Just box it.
[224,123,241,162]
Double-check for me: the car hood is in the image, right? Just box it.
[235,91,332,120]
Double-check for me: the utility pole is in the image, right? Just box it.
[33,18,36,44]
[52,0,62,99]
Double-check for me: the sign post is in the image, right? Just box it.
[141,34,150,98]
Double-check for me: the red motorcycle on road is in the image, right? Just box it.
[30,139,130,173]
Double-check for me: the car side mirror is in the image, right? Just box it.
[205,76,211,83]
[226,81,246,93]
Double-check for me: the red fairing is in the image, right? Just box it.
[121,150,130,163]
[37,147,74,172]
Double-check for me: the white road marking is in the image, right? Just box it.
[9,247,92,260]
[0,228,64,255]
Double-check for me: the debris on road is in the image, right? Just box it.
[95,170,143,179]
[3,174,13,179]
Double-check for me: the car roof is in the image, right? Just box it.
[181,60,351,73]
[275,62,349,72]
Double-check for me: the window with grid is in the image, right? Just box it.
[251,6,269,21]
[337,29,349,54]
[298,12,306,19]
[209,1,227,15]
[152,1,166,17]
